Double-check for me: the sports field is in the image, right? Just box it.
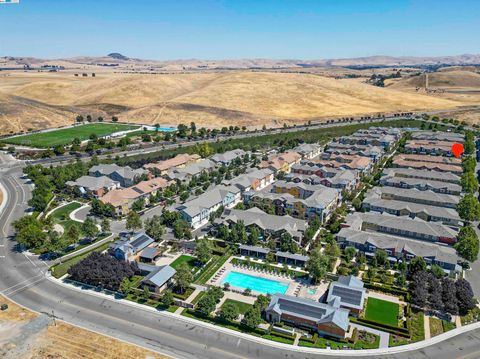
[0,123,139,147]
[365,297,399,326]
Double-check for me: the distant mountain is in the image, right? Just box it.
[107,53,129,61]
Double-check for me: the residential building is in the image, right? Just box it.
[324,142,384,162]
[265,294,350,339]
[382,168,460,184]
[275,251,309,267]
[222,168,274,193]
[141,265,176,293]
[239,244,271,260]
[89,164,149,187]
[326,275,366,316]
[109,233,156,262]
[392,155,462,174]
[166,159,216,182]
[293,143,323,159]
[66,175,119,198]
[216,207,308,244]
[312,154,373,173]
[143,153,201,175]
[404,140,455,156]
[411,131,464,143]
[343,212,458,245]
[290,163,358,191]
[211,149,248,166]
[246,182,340,223]
[177,185,241,229]
[336,227,460,271]
[100,177,174,215]
[379,174,462,195]
[259,151,302,173]
[363,186,460,209]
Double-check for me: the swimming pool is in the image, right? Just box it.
[222,271,289,295]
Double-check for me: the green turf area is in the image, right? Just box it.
[1,123,139,147]
[222,299,253,315]
[170,254,197,270]
[50,202,83,232]
[365,298,399,327]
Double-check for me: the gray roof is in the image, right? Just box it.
[327,275,366,310]
[220,207,307,238]
[411,131,464,142]
[364,197,461,223]
[177,185,240,218]
[223,168,273,191]
[380,175,462,194]
[167,159,216,180]
[382,168,461,184]
[294,143,323,155]
[141,265,176,288]
[275,251,309,262]
[345,212,458,240]
[139,247,160,259]
[239,244,271,254]
[66,175,118,190]
[89,164,147,180]
[267,293,350,331]
[365,186,460,208]
[211,149,247,163]
[130,233,155,251]
[336,227,459,265]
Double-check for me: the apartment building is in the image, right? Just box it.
[143,153,201,175]
[380,174,462,195]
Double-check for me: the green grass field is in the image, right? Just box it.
[222,299,253,315]
[170,254,197,270]
[365,298,399,327]
[50,202,83,234]
[1,123,139,147]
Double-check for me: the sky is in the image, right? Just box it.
[0,0,479,60]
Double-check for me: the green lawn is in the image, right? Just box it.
[365,298,399,327]
[170,254,197,270]
[50,202,83,233]
[1,123,139,147]
[222,299,253,315]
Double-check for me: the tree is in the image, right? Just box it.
[455,226,479,262]
[131,197,145,212]
[126,211,142,233]
[218,301,240,322]
[306,247,330,283]
[14,216,47,249]
[461,171,479,194]
[411,271,429,307]
[68,252,137,291]
[374,249,388,267]
[279,232,299,253]
[197,293,216,315]
[101,218,110,233]
[248,226,260,245]
[144,215,165,241]
[254,295,271,311]
[119,278,133,295]
[344,247,356,262]
[457,194,480,222]
[161,290,174,307]
[408,257,427,277]
[195,239,212,265]
[66,223,81,244]
[241,306,262,329]
[430,264,445,279]
[173,219,191,240]
[324,242,341,258]
[442,277,459,315]
[455,278,475,315]
[142,285,151,301]
[174,263,193,294]
[81,217,99,239]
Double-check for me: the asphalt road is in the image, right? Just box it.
[1,154,480,358]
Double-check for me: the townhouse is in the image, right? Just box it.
[324,142,384,162]
[143,153,201,175]
[265,294,350,339]
[166,159,216,182]
[336,227,460,271]
[245,181,340,223]
[290,163,358,191]
[100,177,174,215]
[215,207,308,244]
[177,185,241,229]
[392,154,463,174]
[66,175,119,198]
[222,168,274,193]
[338,132,397,149]
[293,143,323,159]
[363,186,460,209]
[258,151,302,173]
[404,140,455,156]
[89,164,149,187]
[343,212,458,245]
[411,131,464,143]
[313,153,374,173]
[382,168,461,184]
[211,149,249,166]
[380,173,461,195]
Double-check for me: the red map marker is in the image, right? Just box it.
[451,143,464,158]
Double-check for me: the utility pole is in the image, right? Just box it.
[51,310,56,326]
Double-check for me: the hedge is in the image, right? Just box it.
[350,318,410,337]
[363,281,410,301]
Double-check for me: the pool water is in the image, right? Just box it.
[222,271,289,295]
[155,127,176,132]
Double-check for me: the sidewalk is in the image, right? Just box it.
[424,315,431,339]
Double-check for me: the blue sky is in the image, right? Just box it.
[0,0,479,60]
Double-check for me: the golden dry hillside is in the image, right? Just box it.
[388,70,480,89]
[0,70,467,135]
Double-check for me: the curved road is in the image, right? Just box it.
[1,162,480,359]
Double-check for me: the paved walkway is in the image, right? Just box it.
[69,203,91,222]
[455,315,462,328]
[366,291,406,305]
[350,323,390,349]
[424,315,431,339]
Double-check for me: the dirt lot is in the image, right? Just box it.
[0,295,170,359]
